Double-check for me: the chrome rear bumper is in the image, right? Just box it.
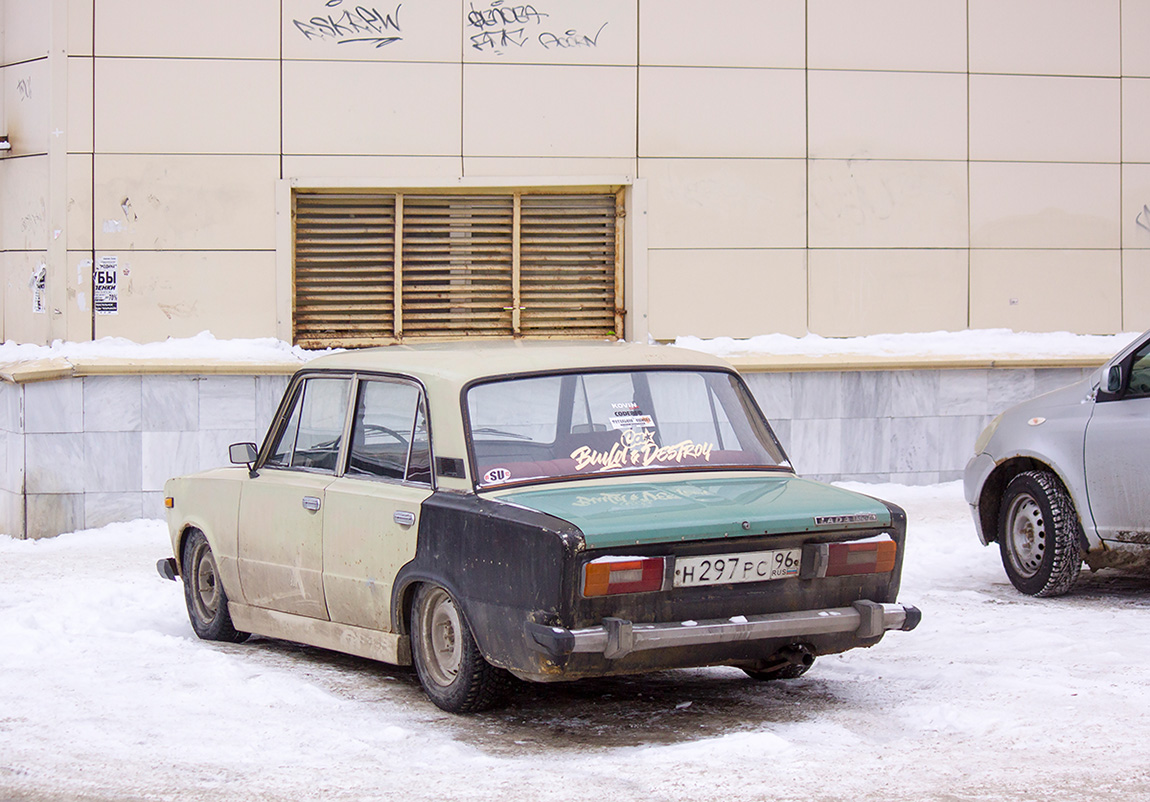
[527,601,921,661]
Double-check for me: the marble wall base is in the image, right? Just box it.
[3,373,290,539]
[0,366,1092,538]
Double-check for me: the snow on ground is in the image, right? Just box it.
[0,328,1143,367]
[3,483,1150,802]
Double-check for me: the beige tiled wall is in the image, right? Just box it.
[808,71,967,161]
[640,0,805,68]
[969,0,1120,76]
[808,250,969,336]
[5,1,1150,347]
[1124,251,1150,330]
[639,67,805,158]
[3,57,49,154]
[94,58,280,155]
[642,158,806,249]
[92,250,278,341]
[648,248,807,339]
[808,160,969,249]
[970,162,1121,249]
[807,0,967,72]
[464,64,636,158]
[970,250,1123,334]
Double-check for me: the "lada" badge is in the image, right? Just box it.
[814,513,878,526]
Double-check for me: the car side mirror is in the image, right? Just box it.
[1106,365,1123,394]
[229,442,259,477]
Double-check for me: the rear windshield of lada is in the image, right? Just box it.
[465,369,790,488]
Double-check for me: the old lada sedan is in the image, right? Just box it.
[159,342,921,713]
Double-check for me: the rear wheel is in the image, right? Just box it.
[410,584,509,713]
[181,530,248,643]
[998,471,1083,597]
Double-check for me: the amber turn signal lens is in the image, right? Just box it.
[164,497,174,508]
[583,557,665,597]
[824,539,897,577]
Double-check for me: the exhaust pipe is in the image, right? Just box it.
[778,643,815,668]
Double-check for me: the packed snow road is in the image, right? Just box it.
[2,482,1149,802]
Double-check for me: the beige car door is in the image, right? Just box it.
[322,378,433,631]
[237,376,352,620]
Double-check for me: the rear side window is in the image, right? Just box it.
[346,378,431,485]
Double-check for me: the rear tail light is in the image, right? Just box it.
[583,557,666,597]
[822,537,897,577]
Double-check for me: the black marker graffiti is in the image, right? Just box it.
[467,1,606,55]
[539,22,607,50]
[467,1,547,52]
[467,2,547,28]
[17,77,32,100]
[293,4,402,48]
[1138,205,1150,234]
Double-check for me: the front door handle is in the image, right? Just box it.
[302,496,321,512]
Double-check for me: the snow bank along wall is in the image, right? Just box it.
[0,358,1097,539]
[3,2,1150,349]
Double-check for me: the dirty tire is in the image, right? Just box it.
[410,584,510,714]
[742,659,814,682]
[181,530,249,643]
[998,471,1083,597]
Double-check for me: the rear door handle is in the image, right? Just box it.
[302,496,321,512]
[393,510,416,527]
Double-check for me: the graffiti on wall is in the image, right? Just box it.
[289,1,609,55]
[292,0,403,48]
[1137,205,1150,234]
[467,1,607,55]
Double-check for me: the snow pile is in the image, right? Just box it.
[3,483,1150,801]
[0,328,1143,368]
[676,329,1143,360]
[0,330,330,365]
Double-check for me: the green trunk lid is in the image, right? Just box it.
[493,474,891,549]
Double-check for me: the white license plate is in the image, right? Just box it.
[673,548,801,588]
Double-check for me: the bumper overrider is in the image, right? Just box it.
[526,600,922,661]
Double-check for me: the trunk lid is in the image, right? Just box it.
[493,474,891,549]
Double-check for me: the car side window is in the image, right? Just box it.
[264,377,351,472]
[347,379,430,485]
[1127,342,1150,399]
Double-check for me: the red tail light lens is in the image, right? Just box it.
[824,538,897,577]
[583,557,666,597]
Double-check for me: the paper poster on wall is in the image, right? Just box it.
[94,256,119,315]
[32,264,47,314]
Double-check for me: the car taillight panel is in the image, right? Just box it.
[817,537,897,577]
[583,557,666,597]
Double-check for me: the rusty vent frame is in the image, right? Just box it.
[293,189,624,348]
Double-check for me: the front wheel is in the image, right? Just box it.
[410,584,509,713]
[181,530,249,642]
[998,471,1083,597]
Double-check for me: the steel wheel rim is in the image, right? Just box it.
[421,588,462,687]
[191,541,221,620]
[1006,492,1046,578]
